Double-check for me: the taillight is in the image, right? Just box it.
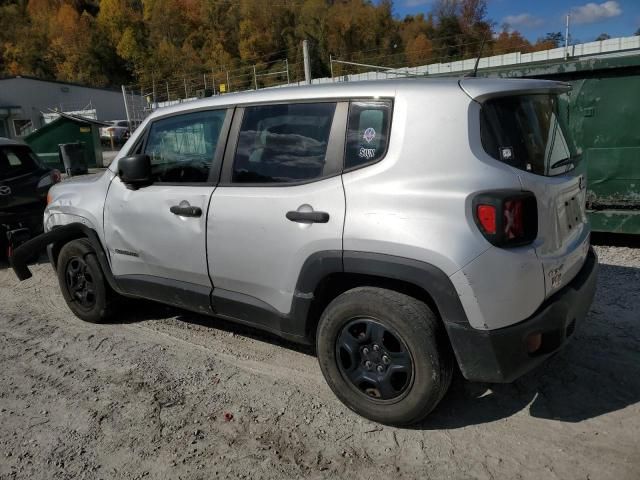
[473,191,537,247]
[51,169,61,184]
[476,205,496,235]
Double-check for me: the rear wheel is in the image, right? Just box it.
[57,239,120,323]
[316,287,453,426]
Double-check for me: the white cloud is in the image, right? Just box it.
[404,0,431,7]
[569,1,622,25]
[502,13,545,29]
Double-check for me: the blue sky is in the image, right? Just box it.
[394,1,640,42]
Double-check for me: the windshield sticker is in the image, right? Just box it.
[363,127,376,144]
[499,146,513,162]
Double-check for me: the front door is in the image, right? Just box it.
[104,108,230,293]
[208,102,347,317]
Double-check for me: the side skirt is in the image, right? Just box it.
[114,276,311,345]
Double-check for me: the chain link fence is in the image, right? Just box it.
[121,59,301,128]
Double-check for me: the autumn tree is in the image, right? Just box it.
[492,28,532,55]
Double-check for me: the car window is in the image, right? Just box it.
[117,121,129,127]
[345,100,392,170]
[232,102,336,183]
[0,146,41,180]
[144,109,227,183]
[480,94,579,176]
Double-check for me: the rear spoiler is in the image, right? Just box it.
[458,78,571,103]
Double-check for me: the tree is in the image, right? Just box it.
[634,27,639,36]
[492,29,532,55]
[405,33,432,65]
[595,33,611,41]
[538,32,564,48]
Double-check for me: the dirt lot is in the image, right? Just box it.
[1,243,638,480]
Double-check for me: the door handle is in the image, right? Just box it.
[170,205,202,217]
[286,210,330,223]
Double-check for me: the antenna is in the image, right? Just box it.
[466,33,488,78]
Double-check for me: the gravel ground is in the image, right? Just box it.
[0,243,638,479]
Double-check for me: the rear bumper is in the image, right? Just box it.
[445,247,598,383]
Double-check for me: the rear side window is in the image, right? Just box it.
[233,102,336,183]
[144,109,227,183]
[480,94,579,176]
[0,146,41,180]
[345,100,392,170]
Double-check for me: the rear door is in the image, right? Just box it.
[479,92,590,297]
[207,101,347,316]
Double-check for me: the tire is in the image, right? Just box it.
[316,287,453,426]
[56,238,120,323]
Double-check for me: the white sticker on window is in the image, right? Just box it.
[358,147,376,159]
[363,127,376,144]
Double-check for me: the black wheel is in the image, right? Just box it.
[57,239,120,323]
[316,287,453,426]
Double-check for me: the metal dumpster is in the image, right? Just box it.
[58,142,88,176]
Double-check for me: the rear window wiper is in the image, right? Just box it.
[550,155,580,170]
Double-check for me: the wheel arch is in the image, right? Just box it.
[296,251,471,342]
[49,224,121,294]
[11,222,121,295]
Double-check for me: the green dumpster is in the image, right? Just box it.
[475,54,640,234]
[24,113,107,170]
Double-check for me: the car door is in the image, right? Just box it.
[104,108,231,305]
[208,101,347,321]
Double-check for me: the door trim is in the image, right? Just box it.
[115,274,213,315]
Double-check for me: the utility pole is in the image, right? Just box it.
[152,75,156,110]
[303,39,311,84]
[184,76,188,99]
[564,14,570,60]
[253,65,258,90]
[166,82,170,102]
[329,54,334,81]
[121,85,132,132]
[285,59,290,85]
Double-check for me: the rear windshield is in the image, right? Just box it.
[480,94,579,176]
[0,145,42,180]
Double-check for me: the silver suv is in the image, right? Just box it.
[11,79,598,425]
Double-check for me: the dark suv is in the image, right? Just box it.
[0,138,60,257]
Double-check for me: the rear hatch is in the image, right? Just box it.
[462,79,590,298]
[0,144,49,217]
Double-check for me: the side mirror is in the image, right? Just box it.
[118,154,151,188]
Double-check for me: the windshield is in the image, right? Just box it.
[480,93,579,176]
[0,145,42,180]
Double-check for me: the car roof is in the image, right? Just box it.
[0,137,28,147]
[147,77,568,121]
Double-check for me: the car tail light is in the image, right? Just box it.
[476,205,496,235]
[51,169,61,184]
[473,191,537,247]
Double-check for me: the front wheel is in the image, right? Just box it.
[316,287,453,426]
[57,238,120,323]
